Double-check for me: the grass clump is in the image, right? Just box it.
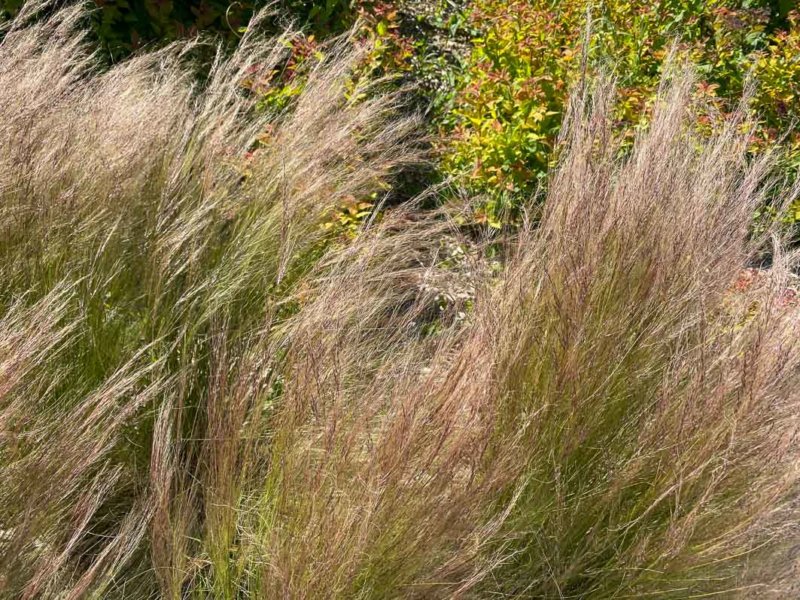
[0,2,798,598]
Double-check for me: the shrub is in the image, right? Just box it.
[441,0,800,225]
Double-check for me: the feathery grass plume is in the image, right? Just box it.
[0,1,422,597]
[468,69,800,596]
[233,207,515,598]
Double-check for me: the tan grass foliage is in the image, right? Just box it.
[0,2,798,598]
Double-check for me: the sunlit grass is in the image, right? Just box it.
[0,3,798,598]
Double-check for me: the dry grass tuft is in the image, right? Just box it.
[0,2,798,598]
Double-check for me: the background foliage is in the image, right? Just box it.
[1,0,798,224]
[0,0,358,59]
[440,0,800,225]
